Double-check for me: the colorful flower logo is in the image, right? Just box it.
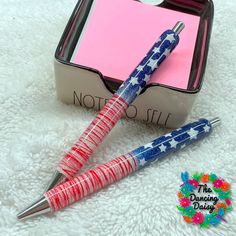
[177,172,232,228]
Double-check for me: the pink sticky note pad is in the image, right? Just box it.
[71,0,200,90]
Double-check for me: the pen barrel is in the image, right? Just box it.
[45,153,138,211]
[132,118,213,169]
[116,29,179,104]
[58,95,128,178]
[45,118,212,212]
[57,30,180,179]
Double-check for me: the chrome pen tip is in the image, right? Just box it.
[44,170,66,192]
[172,21,185,35]
[17,196,50,220]
[210,117,221,127]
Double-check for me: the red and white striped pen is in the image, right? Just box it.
[45,22,185,191]
[17,118,220,220]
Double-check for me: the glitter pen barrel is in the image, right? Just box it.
[17,117,220,220]
[45,22,185,191]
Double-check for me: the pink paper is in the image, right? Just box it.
[71,0,200,90]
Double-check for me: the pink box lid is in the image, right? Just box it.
[71,0,200,90]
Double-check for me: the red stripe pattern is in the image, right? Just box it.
[45,153,137,211]
[58,94,128,178]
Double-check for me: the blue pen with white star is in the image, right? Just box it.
[132,118,220,168]
[17,118,220,220]
[44,21,185,191]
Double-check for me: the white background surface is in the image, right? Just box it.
[0,0,236,235]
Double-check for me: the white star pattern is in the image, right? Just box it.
[119,83,125,89]
[147,58,158,71]
[165,133,172,138]
[169,139,178,149]
[159,144,166,152]
[163,48,171,57]
[139,158,147,166]
[143,142,153,149]
[136,86,143,95]
[187,128,199,140]
[136,65,144,72]
[143,74,150,82]
[165,33,176,43]
[175,128,182,132]
[116,32,178,105]
[152,47,161,54]
[130,77,139,86]
[203,125,210,133]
